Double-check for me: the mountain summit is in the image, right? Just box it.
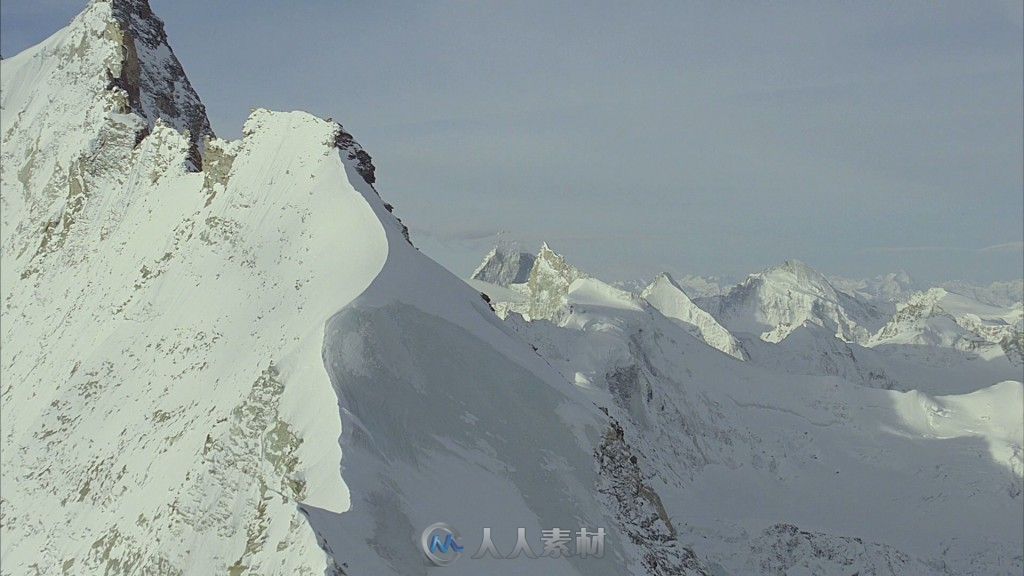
[716,259,886,343]
[470,242,536,286]
[641,273,746,360]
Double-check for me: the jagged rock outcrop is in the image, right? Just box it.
[103,0,213,167]
[524,242,588,320]
[596,414,708,576]
[747,523,933,575]
[871,287,1024,364]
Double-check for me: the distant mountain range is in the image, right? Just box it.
[1,2,1021,575]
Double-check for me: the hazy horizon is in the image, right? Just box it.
[3,0,1021,284]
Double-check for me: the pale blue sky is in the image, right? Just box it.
[3,1,1022,284]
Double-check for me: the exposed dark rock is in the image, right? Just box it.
[596,416,708,575]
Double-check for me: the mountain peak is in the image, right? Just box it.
[770,259,828,281]
[97,0,212,153]
[57,0,212,166]
[650,271,683,291]
[531,242,584,281]
[642,273,747,359]
[1,0,215,284]
[470,243,536,286]
[519,242,585,320]
[719,258,884,344]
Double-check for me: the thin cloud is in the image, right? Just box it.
[861,245,956,254]
[979,241,1024,253]
[862,242,1023,255]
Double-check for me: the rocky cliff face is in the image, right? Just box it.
[471,244,536,286]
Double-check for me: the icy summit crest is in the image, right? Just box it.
[715,259,885,343]
[640,273,746,360]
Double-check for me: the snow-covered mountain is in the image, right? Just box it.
[2,2,1021,575]
[829,273,1024,312]
[0,3,677,574]
[640,273,746,360]
[938,279,1024,309]
[712,259,889,344]
[872,288,1024,364]
[472,247,1023,575]
[829,271,918,308]
[468,244,745,360]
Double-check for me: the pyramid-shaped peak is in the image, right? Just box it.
[650,272,683,290]
[532,242,583,276]
[471,243,536,286]
[68,0,213,164]
[528,241,584,284]
[642,272,747,360]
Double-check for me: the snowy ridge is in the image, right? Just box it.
[640,273,746,360]
[1,3,384,572]
[938,279,1024,308]
[1,79,391,572]
[0,3,679,574]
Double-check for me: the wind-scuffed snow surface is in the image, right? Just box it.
[0,9,388,564]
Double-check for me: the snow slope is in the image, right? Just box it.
[939,279,1024,309]
[1,2,693,574]
[481,268,1024,574]
[1,12,387,564]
